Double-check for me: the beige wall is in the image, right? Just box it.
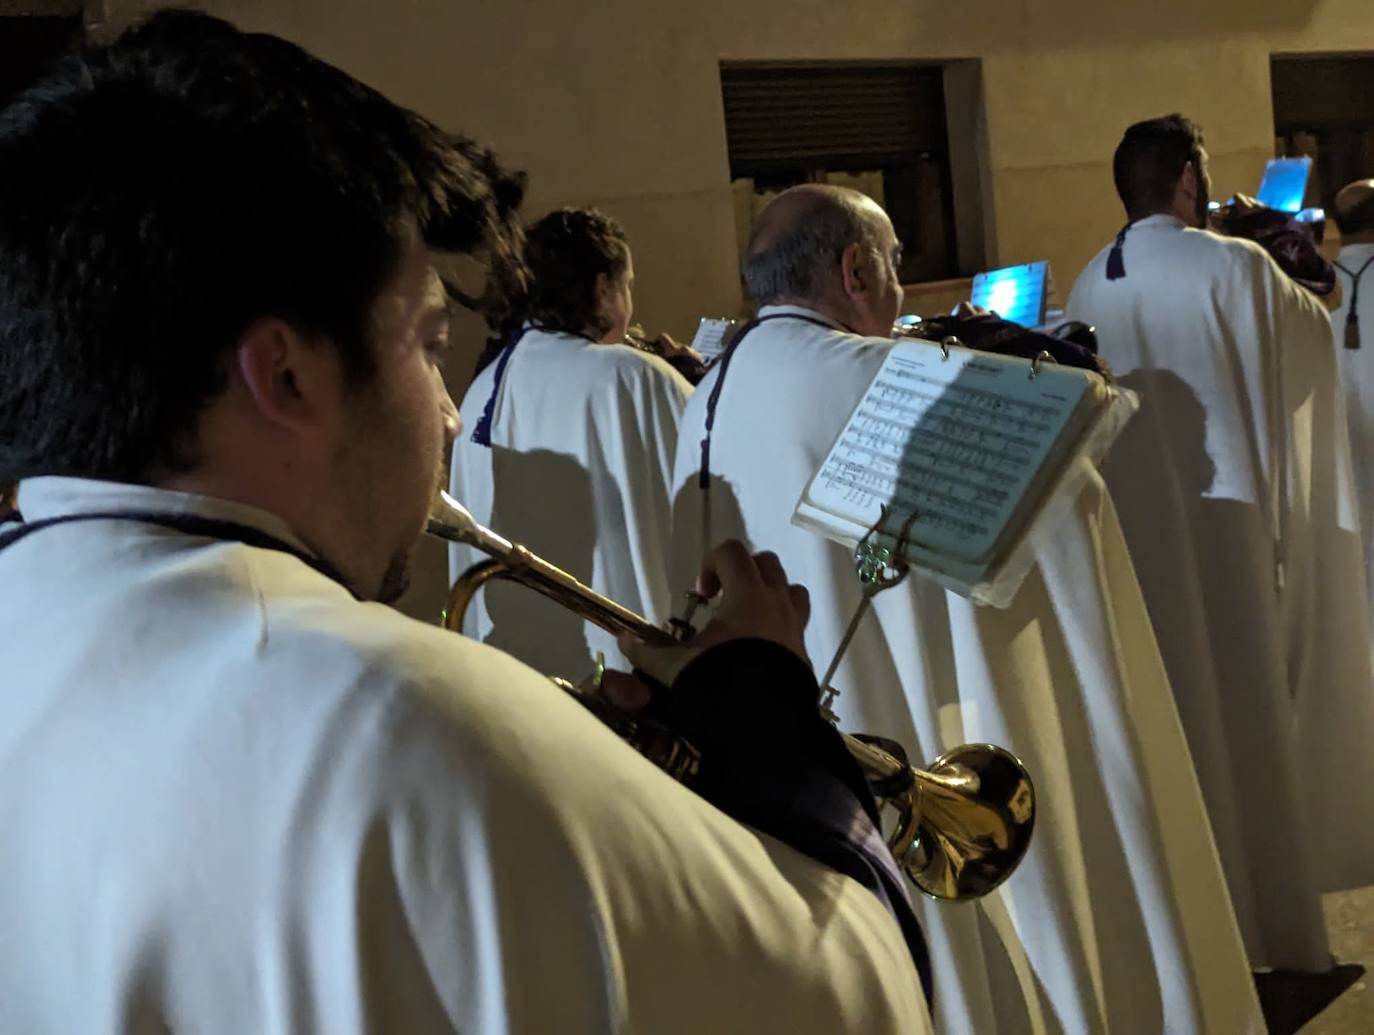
[96,0,1374,620]
[97,0,1374,357]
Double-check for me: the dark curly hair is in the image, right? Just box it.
[524,208,630,339]
[0,9,527,483]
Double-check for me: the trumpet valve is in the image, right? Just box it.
[667,589,709,642]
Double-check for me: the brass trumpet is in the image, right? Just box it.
[428,490,1035,901]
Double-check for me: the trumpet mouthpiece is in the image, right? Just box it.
[427,490,482,545]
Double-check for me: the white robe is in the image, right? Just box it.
[449,329,691,677]
[1332,242,1374,613]
[670,306,1262,1035]
[1069,215,1374,971]
[0,477,930,1035]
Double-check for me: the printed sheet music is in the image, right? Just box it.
[793,339,1136,605]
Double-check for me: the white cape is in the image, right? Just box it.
[670,306,1262,1034]
[1333,242,1374,616]
[1069,216,1374,971]
[0,477,930,1034]
[449,329,691,676]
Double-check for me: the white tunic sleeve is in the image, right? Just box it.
[353,638,932,1035]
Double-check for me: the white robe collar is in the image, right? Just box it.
[1106,213,1190,280]
[1337,242,1374,268]
[756,303,848,331]
[15,476,311,555]
[522,323,596,345]
[1131,213,1188,232]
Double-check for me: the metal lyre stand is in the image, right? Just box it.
[817,505,917,722]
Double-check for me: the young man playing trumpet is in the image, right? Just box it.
[0,11,929,1033]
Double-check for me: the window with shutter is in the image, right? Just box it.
[720,61,962,284]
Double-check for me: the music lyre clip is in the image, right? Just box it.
[818,505,917,718]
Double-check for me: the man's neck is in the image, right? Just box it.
[157,467,335,572]
[762,295,847,327]
[1129,207,1188,226]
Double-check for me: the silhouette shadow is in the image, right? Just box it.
[893,360,1164,1025]
[1105,366,1374,973]
[481,445,602,679]
[669,471,752,604]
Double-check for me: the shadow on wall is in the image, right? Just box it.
[1107,368,1217,501]
[668,463,752,604]
[393,446,601,653]
[483,445,602,679]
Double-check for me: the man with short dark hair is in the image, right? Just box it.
[672,183,1262,1033]
[1111,114,1210,229]
[1069,115,1374,974]
[0,12,932,1032]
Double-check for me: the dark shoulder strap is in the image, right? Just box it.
[697,312,836,490]
[0,510,356,597]
[1334,254,1374,350]
[470,325,534,447]
[1334,253,1374,297]
[0,513,83,551]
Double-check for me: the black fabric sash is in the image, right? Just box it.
[1105,220,1137,281]
[697,312,837,490]
[470,325,535,447]
[1336,253,1374,350]
[0,510,356,597]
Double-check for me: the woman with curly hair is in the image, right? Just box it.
[449,207,695,678]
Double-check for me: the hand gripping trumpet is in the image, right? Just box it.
[428,490,1035,901]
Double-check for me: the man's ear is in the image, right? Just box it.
[593,270,614,312]
[839,241,868,301]
[1179,160,1198,201]
[232,318,336,432]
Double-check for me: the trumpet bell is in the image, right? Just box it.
[891,743,1036,901]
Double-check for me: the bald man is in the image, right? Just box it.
[669,184,1262,1034]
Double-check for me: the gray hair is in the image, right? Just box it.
[742,192,875,306]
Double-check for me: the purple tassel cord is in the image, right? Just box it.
[1105,224,1130,281]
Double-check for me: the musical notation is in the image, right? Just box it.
[808,345,1087,563]
[690,317,737,361]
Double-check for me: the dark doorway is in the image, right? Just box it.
[1271,54,1374,213]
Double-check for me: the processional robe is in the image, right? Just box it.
[670,304,1263,1034]
[0,476,930,1034]
[449,328,691,676]
[1332,241,1374,617]
[1069,214,1374,971]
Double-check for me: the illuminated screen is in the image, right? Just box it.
[969,261,1048,328]
[1256,157,1312,214]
